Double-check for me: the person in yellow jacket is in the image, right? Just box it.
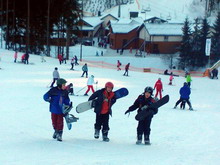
[186,73,192,87]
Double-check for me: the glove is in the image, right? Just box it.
[125,110,130,115]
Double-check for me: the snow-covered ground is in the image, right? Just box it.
[0,47,219,165]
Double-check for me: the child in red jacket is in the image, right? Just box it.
[154,78,163,99]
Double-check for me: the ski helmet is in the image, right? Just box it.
[57,78,67,86]
[105,82,114,89]
[144,86,153,95]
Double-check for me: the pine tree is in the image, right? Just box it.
[199,18,210,67]
[211,12,220,64]
[179,18,192,70]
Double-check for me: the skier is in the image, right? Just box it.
[117,60,122,71]
[174,82,193,110]
[66,83,74,95]
[123,63,130,76]
[186,73,192,87]
[84,75,96,96]
[24,53,29,64]
[125,87,158,145]
[81,63,88,78]
[21,54,25,63]
[154,78,163,99]
[50,67,60,88]
[14,51,18,63]
[169,72,174,85]
[58,54,63,65]
[70,57,74,70]
[43,78,71,141]
[88,82,116,142]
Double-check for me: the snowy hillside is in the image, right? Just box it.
[0,47,219,165]
[84,0,208,23]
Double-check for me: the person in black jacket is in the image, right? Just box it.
[125,86,158,145]
[88,82,116,142]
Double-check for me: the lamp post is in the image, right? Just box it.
[78,0,83,61]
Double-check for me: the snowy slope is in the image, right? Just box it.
[0,48,220,165]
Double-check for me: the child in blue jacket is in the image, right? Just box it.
[44,78,71,141]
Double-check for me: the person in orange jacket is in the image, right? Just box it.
[154,78,163,99]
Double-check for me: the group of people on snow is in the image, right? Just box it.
[44,64,194,143]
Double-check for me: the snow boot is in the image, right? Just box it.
[84,93,88,96]
[144,135,150,145]
[52,130,58,139]
[189,107,193,111]
[56,130,63,142]
[94,129,100,139]
[136,134,142,145]
[102,130,110,142]
[173,105,177,109]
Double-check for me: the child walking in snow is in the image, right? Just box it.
[43,78,71,141]
[84,75,96,96]
[88,82,116,142]
[125,87,158,145]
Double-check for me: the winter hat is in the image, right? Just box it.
[57,78,67,86]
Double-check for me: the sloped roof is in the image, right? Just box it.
[82,16,103,28]
[145,23,183,36]
[100,14,119,21]
[111,19,141,33]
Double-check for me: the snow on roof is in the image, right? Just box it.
[145,23,183,36]
[100,13,119,20]
[111,20,141,33]
[83,16,103,28]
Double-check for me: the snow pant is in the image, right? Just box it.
[70,63,74,70]
[137,114,153,138]
[85,85,95,94]
[123,69,128,76]
[155,90,162,99]
[187,82,191,87]
[59,60,62,65]
[175,97,192,109]
[51,113,64,131]
[94,113,110,132]
[81,71,88,78]
[50,78,58,87]
[180,100,186,109]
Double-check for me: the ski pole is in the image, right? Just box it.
[75,86,87,95]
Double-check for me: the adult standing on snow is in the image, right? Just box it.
[186,73,192,87]
[125,87,158,145]
[50,67,60,88]
[174,82,193,110]
[154,78,163,99]
[88,82,116,142]
[123,63,130,76]
[24,53,29,64]
[58,54,63,65]
[81,63,88,78]
[43,78,71,141]
[70,57,74,70]
[84,75,96,96]
[74,55,79,65]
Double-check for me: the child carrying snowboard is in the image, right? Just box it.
[43,78,71,141]
[88,82,116,142]
[125,87,158,145]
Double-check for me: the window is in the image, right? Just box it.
[164,36,169,42]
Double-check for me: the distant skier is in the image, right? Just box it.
[14,51,18,63]
[84,75,96,96]
[169,72,174,85]
[81,63,88,78]
[88,82,116,142]
[174,82,193,110]
[117,60,122,71]
[70,57,74,70]
[43,78,71,141]
[58,54,63,65]
[125,87,158,145]
[186,73,192,87]
[24,53,29,64]
[154,78,163,99]
[50,67,60,88]
[123,63,130,76]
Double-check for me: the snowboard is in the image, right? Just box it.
[62,103,79,130]
[135,95,169,121]
[76,88,129,113]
